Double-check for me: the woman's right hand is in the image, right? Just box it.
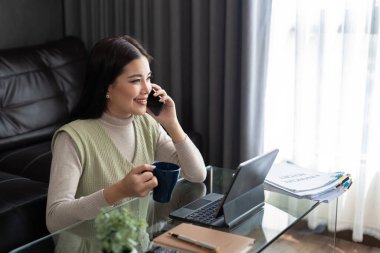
[103,164,157,205]
[121,164,158,197]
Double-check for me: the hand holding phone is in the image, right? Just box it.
[147,89,164,116]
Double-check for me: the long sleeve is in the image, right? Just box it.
[155,126,206,182]
[46,113,206,233]
[46,132,109,233]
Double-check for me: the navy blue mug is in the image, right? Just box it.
[152,162,181,203]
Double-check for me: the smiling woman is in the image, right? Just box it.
[45,36,207,249]
[106,57,152,117]
[76,35,154,119]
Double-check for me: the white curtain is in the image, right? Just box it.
[264,0,380,242]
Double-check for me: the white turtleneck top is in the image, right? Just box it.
[46,113,206,232]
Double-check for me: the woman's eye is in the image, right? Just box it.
[147,76,151,81]
[130,79,140,84]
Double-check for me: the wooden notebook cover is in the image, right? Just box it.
[153,223,255,253]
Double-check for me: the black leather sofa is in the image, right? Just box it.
[0,37,87,253]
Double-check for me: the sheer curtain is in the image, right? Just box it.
[264,0,380,241]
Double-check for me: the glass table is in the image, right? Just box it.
[11,166,336,253]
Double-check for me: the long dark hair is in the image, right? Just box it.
[76,35,152,119]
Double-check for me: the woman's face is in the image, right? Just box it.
[106,56,152,118]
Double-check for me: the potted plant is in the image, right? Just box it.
[95,207,148,253]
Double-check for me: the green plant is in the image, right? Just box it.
[95,207,148,253]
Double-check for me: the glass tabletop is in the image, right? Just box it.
[11,166,323,253]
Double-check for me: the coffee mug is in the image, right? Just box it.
[152,162,181,203]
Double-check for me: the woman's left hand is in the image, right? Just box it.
[146,83,178,127]
[147,83,187,143]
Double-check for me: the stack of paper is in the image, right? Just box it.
[264,161,352,202]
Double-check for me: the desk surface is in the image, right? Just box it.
[11,166,323,253]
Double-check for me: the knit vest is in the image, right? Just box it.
[52,114,160,218]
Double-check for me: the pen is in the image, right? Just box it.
[336,176,350,188]
[333,172,345,179]
[168,232,219,252]
[343,179,352,190]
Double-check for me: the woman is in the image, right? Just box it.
[46,35,206,233]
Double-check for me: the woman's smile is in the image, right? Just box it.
[134,98,148,105]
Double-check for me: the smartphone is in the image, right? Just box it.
[147,89,164,116]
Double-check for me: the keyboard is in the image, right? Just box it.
[185,198,223,225]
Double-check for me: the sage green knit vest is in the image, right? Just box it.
[52,114,160,218]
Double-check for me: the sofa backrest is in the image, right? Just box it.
[0,37,87,152]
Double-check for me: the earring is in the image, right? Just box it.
[106,93,110,99]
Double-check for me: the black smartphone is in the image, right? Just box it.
[147,89,164,116]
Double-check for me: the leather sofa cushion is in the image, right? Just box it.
[0,37,86,152]
[0,142,51,183]
[0,171,49,252]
